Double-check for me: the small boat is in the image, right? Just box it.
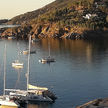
[12,60,23,68]
[12,42,23,69]
[22,50,28,55]
[39,56,55,63]
[39,39,55,63]
[22,50,36,55]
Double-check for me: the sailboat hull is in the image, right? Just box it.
[0,106,18,108]
[12,60,23,69]
[0,100,18,108]
[40,58,55,63]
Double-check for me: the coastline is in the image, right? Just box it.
[77,98,108,108]
[0,24,108,40]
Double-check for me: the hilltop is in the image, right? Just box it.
[0,0,108,39]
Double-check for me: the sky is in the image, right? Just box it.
[0,0,55,19]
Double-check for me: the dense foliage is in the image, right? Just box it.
[8,0,108,30]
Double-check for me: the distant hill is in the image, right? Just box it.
[8,0,73,24]
[1,0,108,39]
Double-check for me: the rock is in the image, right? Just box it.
[77,98,108,108]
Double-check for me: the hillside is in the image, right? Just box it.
[8,0,73,24]
[1,0,108,39]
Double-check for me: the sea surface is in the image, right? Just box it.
[0,38,108,108]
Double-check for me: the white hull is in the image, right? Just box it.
[12,63,23,67]
[39,57,55,63]
[12,60,23,68]
[0,100,18,107]
[0,96,18,108]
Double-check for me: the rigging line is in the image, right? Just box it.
[27,35,31,91]
[3,44,6,96]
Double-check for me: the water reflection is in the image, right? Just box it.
[39,38,108,64]
[14,69,22,89]
[0,38,108,108]
[27,103,53,108]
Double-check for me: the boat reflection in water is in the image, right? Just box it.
[27,103,53,108]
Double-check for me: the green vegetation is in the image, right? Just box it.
[5,0,108,39]
[9,0,108,30]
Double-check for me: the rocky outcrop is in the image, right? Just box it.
[0,23,85,39]
[0,25,32,39]
[1,23,108,40]
[77,98,108,108]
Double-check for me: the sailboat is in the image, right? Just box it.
[39,39,55,63]
[22,49,36,55]
[6,36,57,104]
[0,44,19,108]
[12,42,23,69]
[21,38,36,55]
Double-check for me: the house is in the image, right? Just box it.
[83,14,98,19]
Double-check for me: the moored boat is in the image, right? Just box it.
[39,39,55,64]
[39,56,55,63]
[12,60,23,68]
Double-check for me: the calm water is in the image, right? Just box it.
[0,38,108,108]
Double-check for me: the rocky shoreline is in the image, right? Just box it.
[77,98,108,108]
[0,24,108,40]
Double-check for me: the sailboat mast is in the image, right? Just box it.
[27,35,31,91]
[17,42,20,61]
[3,44,6,96]
[48,38,50,57]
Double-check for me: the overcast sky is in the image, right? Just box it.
[0,0,55,19]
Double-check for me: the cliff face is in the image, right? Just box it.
[0,23,86,39]
[77,98,108,108]
[1,0,108,39]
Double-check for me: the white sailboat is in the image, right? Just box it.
[21,38,36,55]
[39,39,55,63]
[0,44,19,108]
[22,50,36,55]
[12,42,23,69]
[6,36,57,104]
